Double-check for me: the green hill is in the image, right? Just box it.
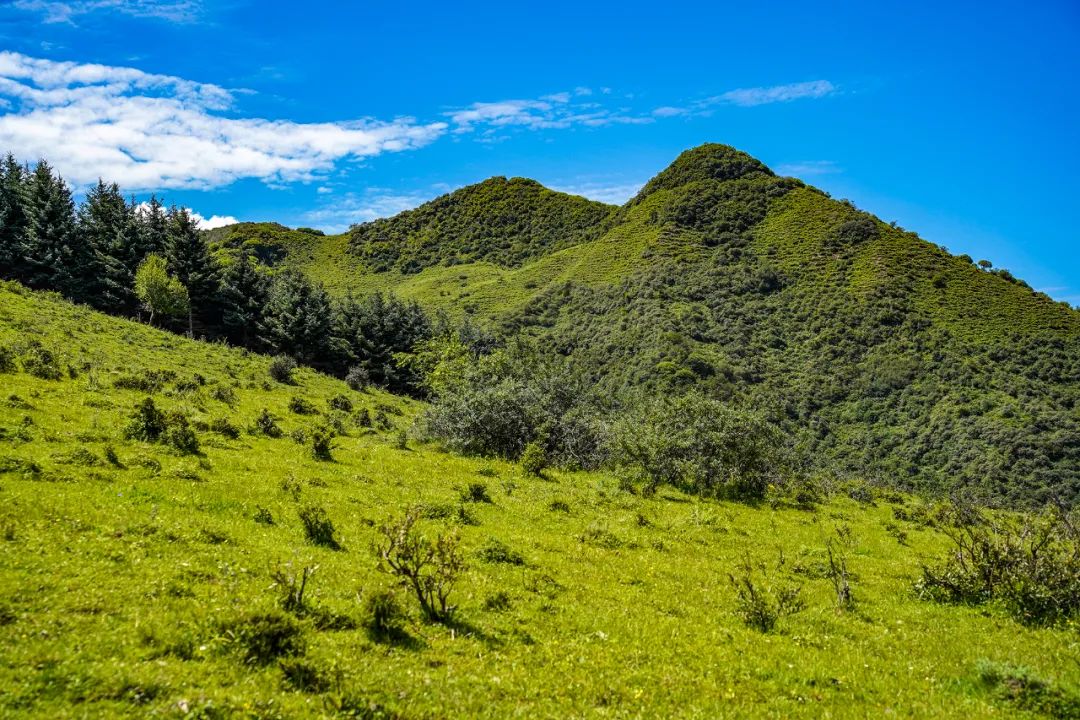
[2,281,1078,718]
[219,144,1080,507]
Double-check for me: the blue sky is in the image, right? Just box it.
[1,0,1077,305]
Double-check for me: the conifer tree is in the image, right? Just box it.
[138,195,168,255]
[165,206,219,336]
[78,180,142,312]
[22,161,89,300]
[259,269,334,365]
[0,154,28,280]
[219,254,269,347]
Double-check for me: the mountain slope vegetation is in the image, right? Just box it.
[1,281,1078,718]
[216,144,1079,507]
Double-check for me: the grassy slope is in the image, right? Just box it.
[1,283,1078,718]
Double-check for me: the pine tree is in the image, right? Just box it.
[165,206,219,336]
[219,254,269,347]
[259,269,334,365]
[22,161,89,300]
[78,180,142,313]
[138,195,168,255]
[0,154,28,280]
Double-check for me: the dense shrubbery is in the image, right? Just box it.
[917,503,1080,625]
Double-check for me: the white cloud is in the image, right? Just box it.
[0,51,447,191]
[446,91,651,134]
[775,160,840,177]
[714,80,836,107]
[652,105,688,118]
[13,0,203,24]
[302,190,435,234]
[189,211,238,230]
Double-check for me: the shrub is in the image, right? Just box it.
[310,426,335,461]
[353,408,372,428]
[125,398,168,442]
[461,482,492,504]
[345,366,369,391]
[548,499,571,514]
[483,591,512,612]
[164,414,200,454]
[226,611,305,665]
[289,396,318,415]
[375,506,465,623]
[270,562,317,614]
[279,657,333,693]
[253,507,274,525]
[328,394,352,412]
[113,368,177,392]
[392,430,408,450]
[478,538,524,565]
[298,504,341,550]
[253,408,282,438]
[210,384,237,405]
[209,417,241,439]
[826,539,855,611]
[729,556,804,632]
[520,441,546,477]
[916,503,1080,625]
[269,355,297,384]
[612,392,783,500]
[0,347,16,374]
[362,588,408,640]
[976,659,1080,717]
[20,342,62,380]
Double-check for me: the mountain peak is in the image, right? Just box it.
[636,143,774,200]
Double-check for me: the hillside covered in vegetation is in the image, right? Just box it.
[210,145,1080,508]
[1,282,1078,718]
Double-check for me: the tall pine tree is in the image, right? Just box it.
[78,180,143,313]
[165,206,219,336]
[138,195,168,256]
[259,269,334,365]
[219,254,269,347]
[22,161,95,301]
[0,154,28,280]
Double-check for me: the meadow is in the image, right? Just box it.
[1,281,1078,718]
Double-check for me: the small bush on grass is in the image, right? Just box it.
[270,562,318,614]
[113,368,177,392]
[269,355,297,384]
[209,384,237,405]
[0,346,16,373]
[328,394,352,412]
[252,408,282,438]
[299,504,341,550]
[353,408,372,428]
[548,499,571,514]
[976,659,1080,718]
[209,417,241,439]
[362,589,409,641]
[164,413,200,454]
[279,657,335,693]
[289,396,318,415]
[478,538,524,565]
[483,591,512,612]
[225,611,305,666]
[124,397,168,442]
[310,426,335,461]
[520,441,546,477]
[729,556,804,632]
[375,506,465,623]
[19,341,62,380]
[254,507,274,525]
[461,482,493,504]
[345,366,369,391]
[916,503,1080,625]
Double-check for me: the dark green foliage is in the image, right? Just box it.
[253,408,282,438]
[125,398,168,442]
[209,417,241,439]
[268,355,297,384]
[164,413,200,454]
[253,507,274,525]
[361,589,408,641]
[328,394,352,412]
[165,207,220,335]
[345,365,369,391]
[113,368,177,392]
[18,341,62,380]
[729,557,804,632]
[976,660,1080,718]
[310,426,335,461]
[260,270,334,366]
[0,154,29,280]
[0,347,13,374]
[298,504,340,549]
[460,482,492,504]
[289,396,318,415]
[219,255,269,346]
[78,180,144,313]
[478,538,524,565]
[613,392,783,499]
[348,177,615,272]
[633,144,775,200]
[332,291,432,395]
[21,161,93,302]
[916,504,1080,625]
[279,657,333,693]
[226,611,306,666]
[270,562,317,615]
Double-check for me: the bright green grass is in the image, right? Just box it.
[2,283,1077,718]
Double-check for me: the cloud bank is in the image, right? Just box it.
[12,0,202,24]
[0,51,447,190]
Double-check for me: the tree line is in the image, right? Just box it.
[0,155,434,395]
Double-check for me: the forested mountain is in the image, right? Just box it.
[2,144,1078,507]
[225,144,1079,507]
